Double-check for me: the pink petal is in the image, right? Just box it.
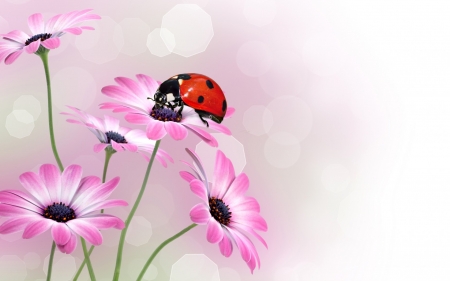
[41,37,60,49]
[208,122,232,135]
[222,173,249,203]
[23,219,54,239]
[24,39,40,53]
[39,164,61,203]
[228,196,260,213]
[185,148,209,184]
[225,107,235,118]
[111,140,124,152]
[51,223,71,245]
[71,176,101,203]
[66,219,102,246]
[0,191,43,213]
[121,143,138,152]
[58,231,77,254]
[183,124,218,147]
[231,211,268,232]
[125,113,151,124]
[211,150,234,198]
[165,122,188,140]
[0,204,37,216]
[0,216,36,234]
[179,171,196,183]
[72,177,120,211]
[28,13,44,34]
[93,143,109,153]
[77,199,128,217]
[206,219,224,244]
[77,214,125,229]
[60,165,83,203]
[136,74,160,99]
[5,50,23,65]
[190,203,211,224]
[61,27,82,35]
[104,115,120,131]
[227,227,252,263]
[19,171,51,206]
[190,179,208,203]
[219,228,234,257]
[230,222,267,249]
[146,118,166,140]
[2,30,28,43]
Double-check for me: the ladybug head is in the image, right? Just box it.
[153,91,167,105]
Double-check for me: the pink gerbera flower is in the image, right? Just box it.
[61,106,173,166]
[100,74,235,147]
[0,9,100,64]
[180,149,268,273]
[0,164,127,254]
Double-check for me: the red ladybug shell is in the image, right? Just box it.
[177,73,227,120]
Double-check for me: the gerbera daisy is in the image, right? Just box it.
[0,164,127,254]
[0,9,100,64]
[61,106,173,167]
[100,74,235,147]
[180,148,268,273]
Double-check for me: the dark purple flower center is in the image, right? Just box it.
[105,131,127,144]
[43,202,76,222]
[25,33,52,46]
[209,197,232,226]
[150,107,181,122]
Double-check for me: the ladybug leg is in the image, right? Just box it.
[198,114,209,127]
[177,102,184,115]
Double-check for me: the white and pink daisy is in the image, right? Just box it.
[0,164,127,254]
[61,106,173,167]
[100,74,235,147]
[0,9,100,64]
[180,149,268,273]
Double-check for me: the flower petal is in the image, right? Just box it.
[51,223,71,245]
[19,171,52,206]
[227,227,252,263]
[5,50,23,65]
[72,177,120,211]
[0,204,38,216]
[66,219,102,246]
[41,37,60,49]
[24,39,40,54]
[57,231,77,254]
[231,211,268,232]
[179,171,196,183]
[190,179,208,203]
[225,107,235,118]
[77,214,125,229]
[146,118,166,140]
[165,122,188,140]
[219,228,234,257]
[190,203,211,224]
[183,124,218,147]
[125,112,151,124]
[228,196,260,213]
[206,219,224,244]
[28,13,44,34]
[60,165,83,203]
[39,164,61,203]
[23,219,54,239]
[2,30,28,43]
[0,216,36,234]
[77,199,128,217]
[222,173,249,203]
[211,150,235,198]
[0,190,44,213]
[93,143,109,153]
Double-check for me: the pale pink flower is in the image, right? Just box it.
[0,164,127,254]
[180,149,267,273]
[0,9,100,64]
[100,74,235,147]
[61,106,173,167]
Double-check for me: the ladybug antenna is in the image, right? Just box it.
[147,97,155,101]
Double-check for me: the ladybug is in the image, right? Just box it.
[151,73,227,126]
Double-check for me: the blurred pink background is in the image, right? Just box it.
[0,0,449,280]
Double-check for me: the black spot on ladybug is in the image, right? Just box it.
[178,74,191,80]
[206,80,214,89]
[198,95,205,103]
[222,100,227,112]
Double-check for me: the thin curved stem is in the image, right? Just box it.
[112,140,161,281]
[137,224,197,281]
[38,50,64,172]
[73,148,114,281]
[46,241,56,281]
[80,237,96,281]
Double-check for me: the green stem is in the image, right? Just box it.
[46,241,56,281]
[80,237,96,281]
[73,148,114,281]
[112,140,161,281]
[137,224,197,281]
[38,49,64,172]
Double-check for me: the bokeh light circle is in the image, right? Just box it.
[242,105,273,136]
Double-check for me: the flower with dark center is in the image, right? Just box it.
[43,202,76,222]
[0,10,100,65]
[61,106,173,166]
[24,33,51,46]
[0,163,127,254]
[150,107,182,122]
[100,74,235,146]
[106,131,127,144]
[181,148,268,273]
